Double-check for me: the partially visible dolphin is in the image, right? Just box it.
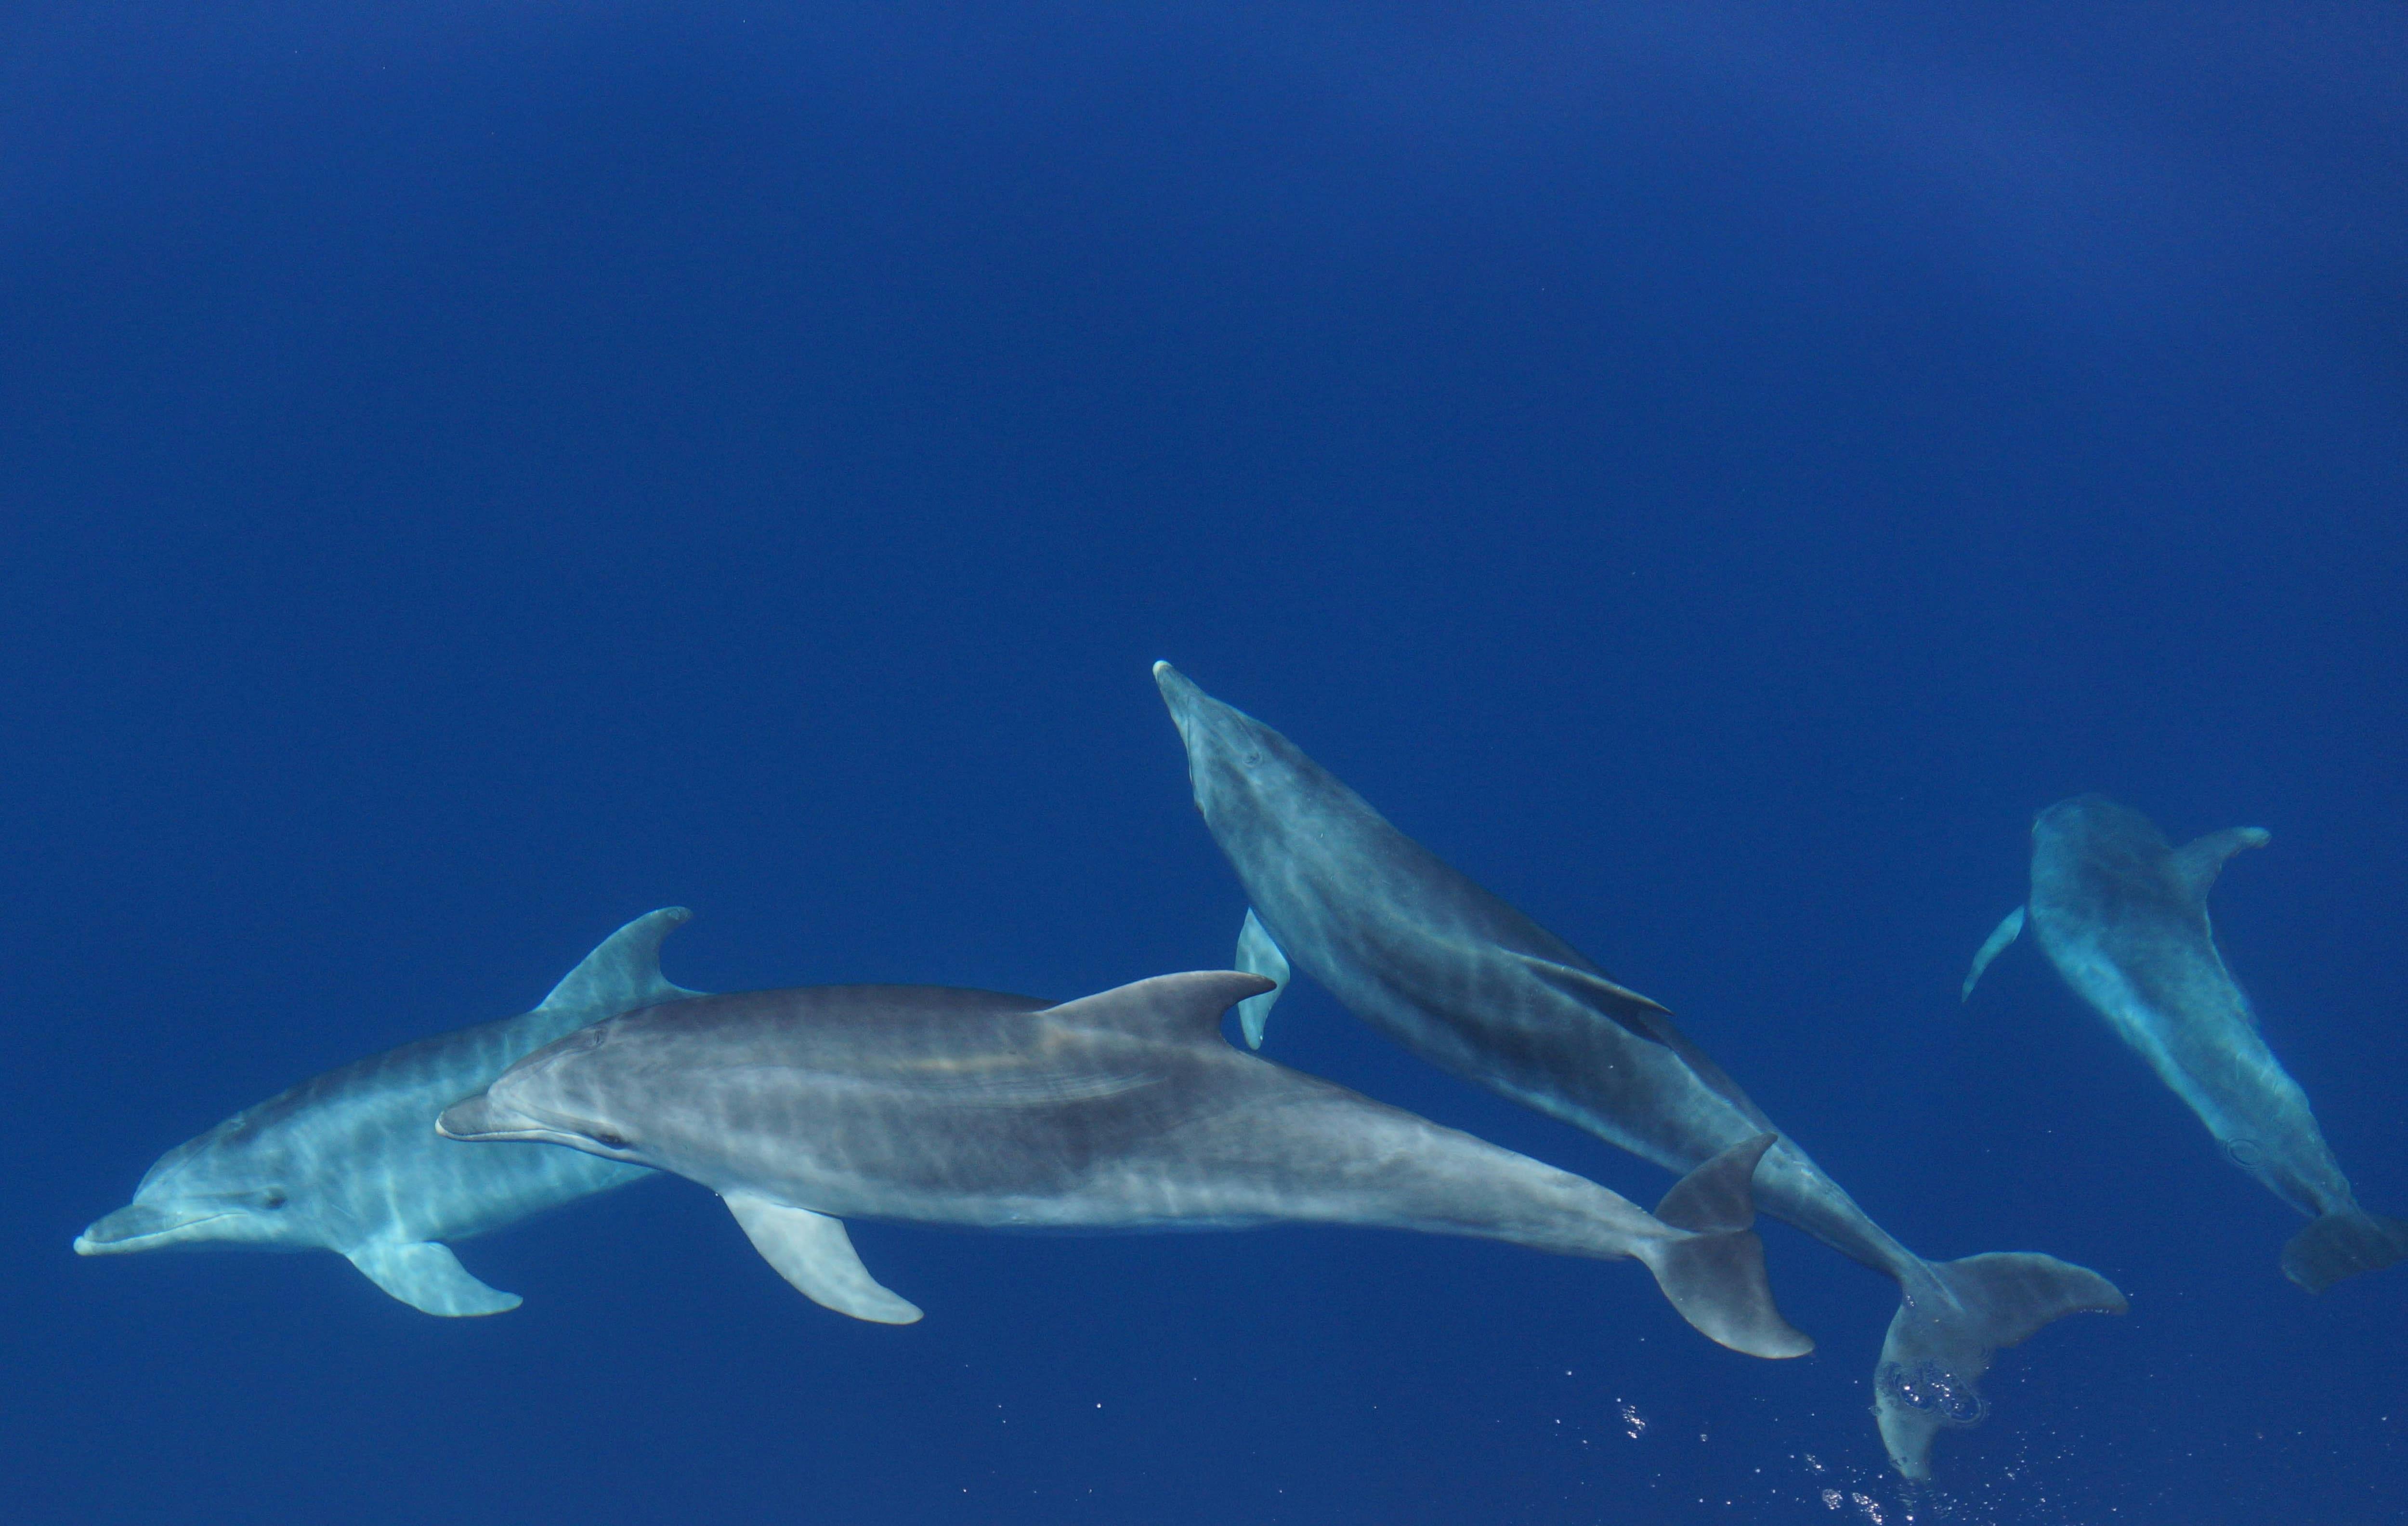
[76,909,699,1315]
[1963,794,2408,1293]
[1152,662,2125,1479]
[438,971,1814,1360]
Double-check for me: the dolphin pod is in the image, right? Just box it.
[437,965,1812,1358]
[1965,794,2408,1293]
[71,673,2396,1485]
[1151,661,2126,1479]
[76,909,697,1314]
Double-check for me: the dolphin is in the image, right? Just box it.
[76,908,700,1315]
[1963,794,2408,1293]
[438,969,1814,1359]
[1152,662,2125,1479]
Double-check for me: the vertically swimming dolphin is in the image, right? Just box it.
[1152,663,2124,1478]
[75,909,698,1315]
[438,971,1814,1359]
[1963,794,2408,1292]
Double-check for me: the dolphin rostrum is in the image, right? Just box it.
[76,909,700,1315]
[1964,794,2408,1293]
[1152,662,2125,1479]
[438,969,1814,1360]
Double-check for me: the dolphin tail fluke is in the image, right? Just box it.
[1646,1226,1811,1360]
[1639,1133,1814,1360]
[1874,1251,2127,1479]
[2281,1210,2408,1293]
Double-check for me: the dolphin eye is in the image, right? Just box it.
[590,1130,630,1150]
[1243,750,1263,768]
[260,1191,287,1210]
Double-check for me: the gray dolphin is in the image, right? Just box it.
[1152,662,2125,1479]
[438,970,1814,1359]
[76,909,699,1315]
[1963,794,2407,1293]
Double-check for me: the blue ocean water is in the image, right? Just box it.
[4,1,2402,1520]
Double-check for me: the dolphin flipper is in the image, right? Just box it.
[1961,906,2026,1002]
[1874,1252,2127,1479]
[1232,910,1290,1049]
[347,1241,523,1316]
[725,1194,923,1324]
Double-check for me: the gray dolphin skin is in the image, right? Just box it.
[1152,662,2125,1479]
[438,970,1815,1359]
[76,909,700,1315]
[1964,794,2408,1294]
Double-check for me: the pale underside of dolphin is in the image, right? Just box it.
[75,909,700,1315]
[1964,794,2408,1294]
[439,969,1814,1361]
[1152,661,2125,1480]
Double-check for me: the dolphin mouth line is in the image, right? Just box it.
[74,1210,240,1255]
[434,1096,620,1156]
[435,1094,538,1143]
[433,1118,555,1144]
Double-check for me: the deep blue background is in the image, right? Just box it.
[4,1,2403,1521]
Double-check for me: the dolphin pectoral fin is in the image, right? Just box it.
[2172,827,2271,903]
[725,1194,923,1325]
[346,1241,523,1317]
[1961,906,2026,1002]
[1232,909,1290,1049]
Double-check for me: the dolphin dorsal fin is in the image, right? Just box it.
[1504,953,1671,1016]
[1232,910,1291,1050]
[2172,828,2270,904]
[1505,952,1776,1133]
[538,908,703,1020]
[1041,971,1277,1042]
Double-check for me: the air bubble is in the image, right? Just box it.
[1875,1359,1989,1428]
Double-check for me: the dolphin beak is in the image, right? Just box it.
[436,1095,516,1141]
[1152,660,1203,742]
[436,1094,551,1143]
[75,1201,236,1255]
